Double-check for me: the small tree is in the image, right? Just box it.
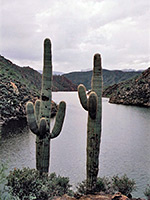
[111,174,136,196]
[144,185,150,200]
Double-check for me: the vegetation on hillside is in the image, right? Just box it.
[104,67,150,107]
[0,55,40,124]
[64,69,142,90]
[0,55,77,93]
[0,55,76,124]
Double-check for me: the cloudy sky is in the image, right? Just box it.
[0,0,150,73]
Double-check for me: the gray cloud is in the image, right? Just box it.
[0,0,150,72]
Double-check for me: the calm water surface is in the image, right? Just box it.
[0,92,150,198]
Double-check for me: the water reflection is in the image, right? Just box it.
[0,92,150,198]
[0,122,36,170]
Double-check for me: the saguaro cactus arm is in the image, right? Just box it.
[50,101,66,139]
[78,84,88,111]
[88,92,98,120]
[26,102,39,135]
[39,118,47,137]
[35,100,40,123]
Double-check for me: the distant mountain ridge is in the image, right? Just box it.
[0,55,77,92]
[38,70,64,75]
[63,69,142,89]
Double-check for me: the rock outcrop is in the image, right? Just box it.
[53,75,77,91]
[53,193,145,200]
[0,55,58,126]
[0,55,77,126]
[0,77,57,126]
[103,68,150,107]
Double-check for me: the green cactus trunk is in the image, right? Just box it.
[78,54,102,194]
[36,39,52,173]
[26,38,66,174]
[40,39,52,126]
[36,137,50,173]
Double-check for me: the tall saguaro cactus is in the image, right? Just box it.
[78,54,102,194]
[26,38,66,174]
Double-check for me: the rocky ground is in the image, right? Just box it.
[53,192,146,200]
[103,68,150,107]
[0,55,77,127]
[0,76,57,126]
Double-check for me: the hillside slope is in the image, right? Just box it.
[103,68,150,107]
[0,55,77,92]
[0,55,77,125]
[64,69,142,89]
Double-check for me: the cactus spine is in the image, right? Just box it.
[26,38,66,174]
[78,54,102,194]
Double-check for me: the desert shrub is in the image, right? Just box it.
[75,180,86,195]
[75,174,136,196]
[7,168,73,200]
[111,174,136,195]
[0,163,17,200]
[75,177,112,195]
[144,185,150,200]
[95,177,107,192]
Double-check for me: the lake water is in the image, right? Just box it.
[0,92,150,198]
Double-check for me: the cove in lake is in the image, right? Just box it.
[0,92,150,198]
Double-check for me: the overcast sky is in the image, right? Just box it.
[0,0,150,73]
